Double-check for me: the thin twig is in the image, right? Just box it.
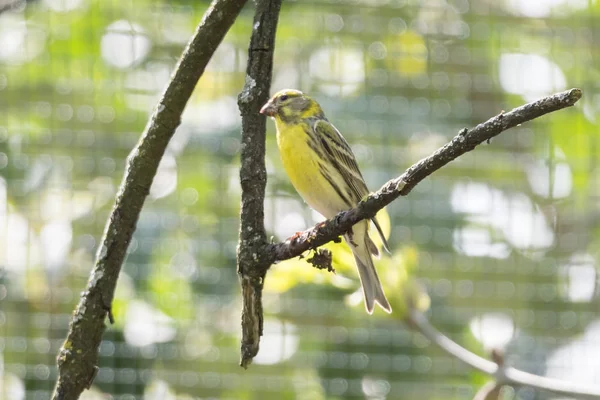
[472,382,502,400]
[408,308,600,399]
[265,88,583,264]
[51,1,248,399]
[236,0,283,369]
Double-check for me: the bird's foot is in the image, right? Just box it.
[334,211,347,224]
[333,211,357,246]
[307,221,327,242]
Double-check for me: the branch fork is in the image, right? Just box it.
[47,0,589,397]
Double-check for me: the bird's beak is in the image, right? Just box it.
[260,100,276,117]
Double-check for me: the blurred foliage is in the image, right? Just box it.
[1,0,599,399]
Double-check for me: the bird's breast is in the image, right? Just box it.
[275,122,344,218]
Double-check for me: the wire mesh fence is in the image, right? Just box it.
[1,0,599,399]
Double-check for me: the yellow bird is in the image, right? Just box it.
[260,89,392,314]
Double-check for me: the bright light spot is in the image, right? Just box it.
[43,0,86,12]
[451,182,554,253]
[414,0,466,37]
[40,189,71,221]
[451,182,494,214]
[40,220,72,273]
[24,156,52,194]
[71,192,95,219]
[265,197,308,239]
[206,42,238,73]
[525,156,572,200]
[150,153,177,199]
[254,319,299,365]
[271,66,301,94]
[499,53,566,102]
[560,253,596,303]
[505,0,589,18]
[123,300,176,347]
[546,320,600,384]
[469,313,516,351]
[309,46,365,96]
[0,373,25,400]
[362,376,391,399]
[276,212,306,240]
[3,213,33,273]
[311,209,326,225]
[181,96,241,133]
[0,176,6,212]
[114,272,135,300]
[101,20,151,69]
[0,15,46,64]
[452,227,511,259]
[0,18,26,62]
[144,380,176,400]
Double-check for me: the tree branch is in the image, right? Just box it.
[407,308,600,399]
[237,88,582,366]
[51,1,248,398]
[236,0,282,369]
[265,88,582,264]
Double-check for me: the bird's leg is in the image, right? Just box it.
[334,210,347,224]
[347,229,358,247]
[306,221,327,242]
[333,210,358,246]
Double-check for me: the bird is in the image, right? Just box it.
[260,89,392,314]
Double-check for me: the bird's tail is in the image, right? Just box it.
[344,221,392,314]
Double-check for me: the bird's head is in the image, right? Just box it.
[260,89,324,121]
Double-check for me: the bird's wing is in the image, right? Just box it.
[313,118,369,203]
[313,119,391,253]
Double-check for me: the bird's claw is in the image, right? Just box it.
[334,211,347,224]
[333,211,357,246]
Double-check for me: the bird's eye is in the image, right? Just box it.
[280,95,288,101]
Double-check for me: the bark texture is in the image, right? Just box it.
[236,0,283,369]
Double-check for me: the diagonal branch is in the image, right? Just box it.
[51,0,249,399]
[236,0,283,369]
[265,88,582,264]
[407,308,600,399]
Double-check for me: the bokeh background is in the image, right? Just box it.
[1,0,599,399]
